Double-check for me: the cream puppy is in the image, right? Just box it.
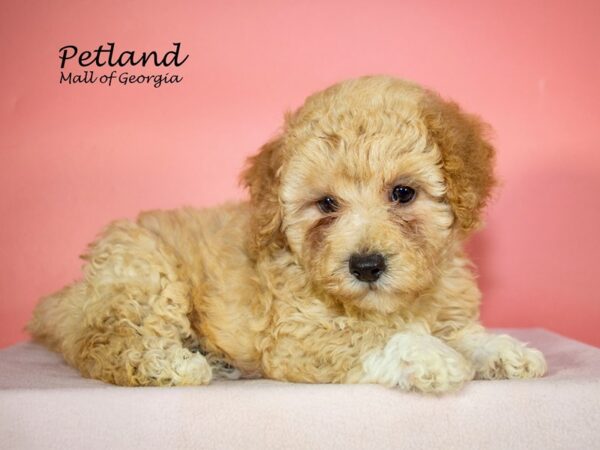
[29,76,547,392]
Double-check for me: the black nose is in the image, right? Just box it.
[349,253,386,282]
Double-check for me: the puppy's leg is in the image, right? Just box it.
[75,285,213,387]
[31,220,212,386]
[80,220,214,386]
[357,323,475,393]
[263,320,473,393]
[445,324,547,380]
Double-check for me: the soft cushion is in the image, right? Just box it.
[1,329,599,449]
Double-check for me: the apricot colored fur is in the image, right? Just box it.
[28,76,546,392]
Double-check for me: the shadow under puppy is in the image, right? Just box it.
[28,76,546,392]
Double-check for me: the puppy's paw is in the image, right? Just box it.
[169,349,213,385]
[469,334,547,380]
[361,331,474,394]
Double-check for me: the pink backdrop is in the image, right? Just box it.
[1,0,599,348]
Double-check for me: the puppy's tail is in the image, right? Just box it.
[27,282,87,358]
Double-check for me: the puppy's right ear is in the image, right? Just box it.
[241,135,286,256]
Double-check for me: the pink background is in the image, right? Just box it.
[1,1,599,348]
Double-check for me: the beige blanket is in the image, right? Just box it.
[1,329,598,449]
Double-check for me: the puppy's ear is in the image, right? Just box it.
[422,93,496,234]
[241,135,286,255]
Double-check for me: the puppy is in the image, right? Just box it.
[28,76,546,392]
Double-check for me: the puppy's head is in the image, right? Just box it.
[243,76,495,313]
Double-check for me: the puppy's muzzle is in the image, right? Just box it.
[349,253,386,282]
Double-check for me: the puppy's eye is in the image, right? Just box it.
[391,185,416,204]
[317,196,338,214]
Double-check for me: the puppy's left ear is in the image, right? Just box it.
[241,135,286,255]
[421,93,496,235]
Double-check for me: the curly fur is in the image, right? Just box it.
[28,76,546,392]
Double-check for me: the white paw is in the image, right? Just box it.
[170,349,213,385]
[361,331,474,394]
[470,335,547,380]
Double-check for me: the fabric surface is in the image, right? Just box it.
[0,329,598,449]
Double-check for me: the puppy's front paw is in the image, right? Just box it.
[470,334,547,380]
[361,331,474,394]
